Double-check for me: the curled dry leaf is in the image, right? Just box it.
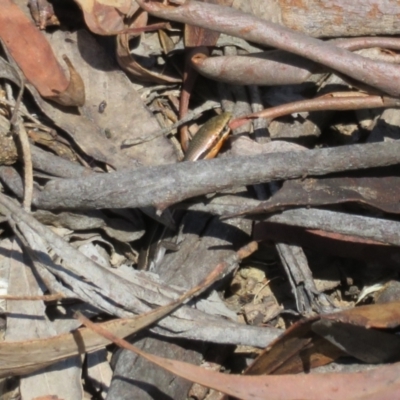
[74,0,180,83]
[46,55,85,107]
[73,0,140,35]
[0,0,85,106]
[116,13,181,83]
[246,301,400,375]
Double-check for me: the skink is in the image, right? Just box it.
[183,112,232,161]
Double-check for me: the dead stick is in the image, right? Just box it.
[264,208,400,247]
[137,0,400,96]
[230,95,400,129]
[37,141,400,210]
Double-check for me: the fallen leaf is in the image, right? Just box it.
[78,312,400,400]
[0,0,84,106]
[323,300,400,329]
[73,0,139,35]
[246,301,400,375]
[116,10,181,84]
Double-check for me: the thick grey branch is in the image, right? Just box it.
[38,141,400,210]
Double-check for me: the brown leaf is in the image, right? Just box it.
[247,301,400,376]
[46,55,85,107]
[116,31,181,84]
[115,8,181,84]
[323,300,400,329]
[73,0,139,35]
[0,0,84,106]
[79,312,400,400]
[244,319,344,375]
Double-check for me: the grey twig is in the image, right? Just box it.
[122,100,220,146]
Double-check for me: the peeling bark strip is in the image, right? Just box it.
[136,0,400,96]
[39,141,400,210]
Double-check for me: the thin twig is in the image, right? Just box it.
[0,98,42,125]
[122,100,220,146]
[230,94,400,130]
